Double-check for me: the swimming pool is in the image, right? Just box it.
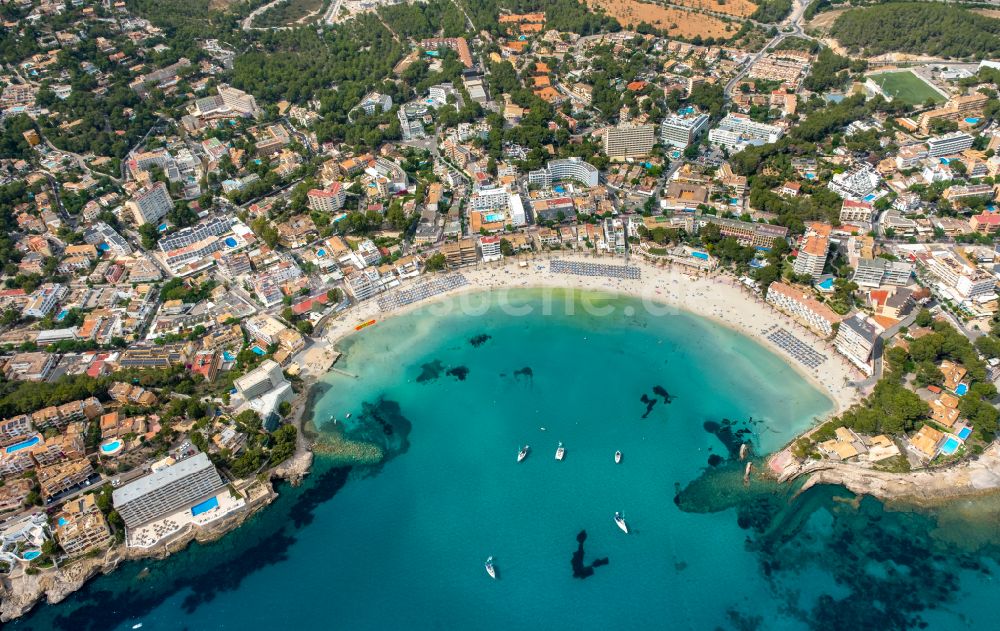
[55,309,68,321]
[22,550,41,561]
[100,439,123,455]
[955,383,968,396]
[157,223,168,232]
[5,436,40,454]
[965,117,980,124]
[98,243,110,252]
[191,496,219,517]
[691,251,709,260]
[958,427,972,440]
[817,278,835,291]
[863,194,876,202]
[940,436,961,456]
[224,237,238,248]
[251,346,266,356]
[484,213,504,223]
[57,517,67,526]
[940,158,951,165]
[317,249,326,257]
[223,351,236,362]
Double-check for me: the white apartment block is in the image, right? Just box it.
[766,282,841,337]
[603,123,656,159]
[852,258,914,288]
[660,113,709,149]
[926,132,974,158]
[828,163,881,201]
[839,200,875,224]
[793,231,829,279]
[707,114,782,151]
[834,314,880,376]
[470,186,511,212]
[924,250,997,301]
[126,182,173,226]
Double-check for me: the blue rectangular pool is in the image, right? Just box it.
[940,436,960,455]
[191,496,219,516]
[958,427,972,440]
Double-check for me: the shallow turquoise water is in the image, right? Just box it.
[14,290,1000,630]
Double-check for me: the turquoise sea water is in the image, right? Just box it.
[14,290,1000,630]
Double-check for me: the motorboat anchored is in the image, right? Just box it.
[555,442,565,461]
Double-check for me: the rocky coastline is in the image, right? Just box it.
[777,442,1000,507]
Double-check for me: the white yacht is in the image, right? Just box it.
[517,445,530,463]
[485,556,496,579]
[615,512,629,534]
[614,450,622,464]
[555,442,565,461]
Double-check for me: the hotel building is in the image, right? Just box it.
[707,114,782,151]
[126,182,173,226]
[603,124,656,159]
[852,258,914,288]
[766,282,842,336]
[112,453,224,529]
[834,314,880,376]
[792,230,829,279]
[660,113,709,149]
[307,182,346,213]
[926,132,974,158]
[697,216,788,249]
[923,250,997,302]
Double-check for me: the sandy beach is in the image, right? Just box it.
[317,253,865,417]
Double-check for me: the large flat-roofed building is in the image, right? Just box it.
[697,216,788,249]
[926,132,974,158]
[918,93,988,134]
[840,200,875,224]
[708,113,782,151]
[852,258,914,288]
[528,158,599,189]
[603,123,656,159]
[766,282,842,337]
[233,359,287,400]
[126,182,173,226]
[924,250,997,301]
[440,238,479,267]
[112,453,224,529]
[660,113,709,149]
[835,314,880,376]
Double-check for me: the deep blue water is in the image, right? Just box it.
[13,290,1000,630]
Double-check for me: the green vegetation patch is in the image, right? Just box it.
[868,71,944,107]
[831,3,1000,59]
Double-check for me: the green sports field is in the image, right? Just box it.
[869,71,945,106]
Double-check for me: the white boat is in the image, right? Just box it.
[517,445,530,463]
[614,450,622,464]
[555,442,565,461]
[345,412,352,419]
[614,512,629,534]
[485,556,496,579]
[132,625,143,630]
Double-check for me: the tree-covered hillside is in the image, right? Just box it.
[830,3,1000,59]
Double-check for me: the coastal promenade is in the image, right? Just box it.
[319,252,864,416]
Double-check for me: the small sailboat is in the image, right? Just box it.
[485,556,496,579]
[744,461,753,486]
[555,442,565,461]
[614,450,622,464]
[345,412,352,419]
[739,443,748,461]
[614,511,629,534]
[517,445,530,463]
[132,625,143,630]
